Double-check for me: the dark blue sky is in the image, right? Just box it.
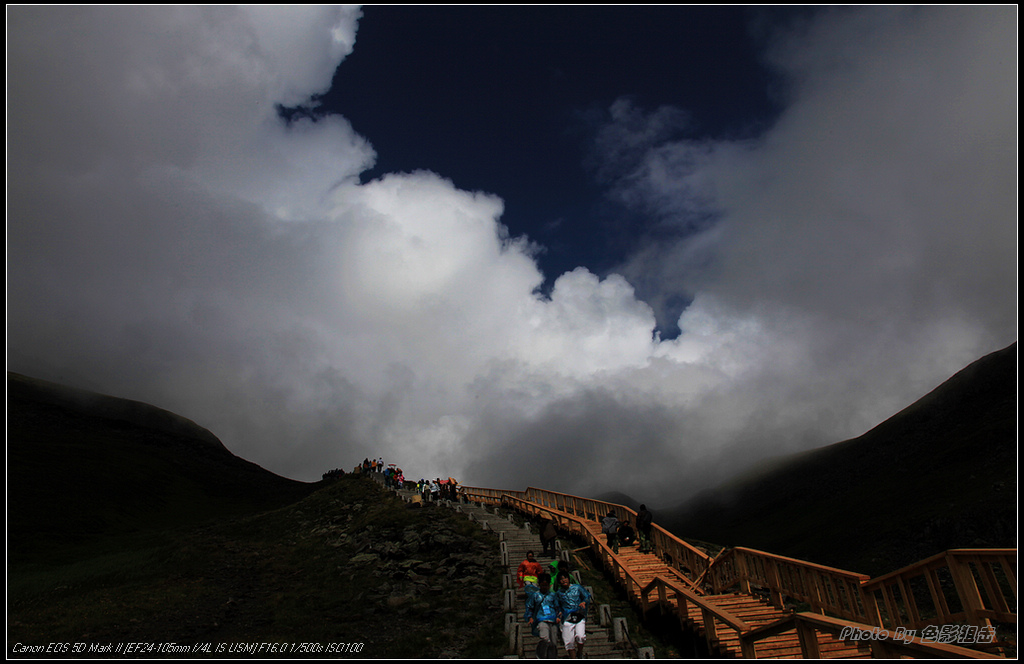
[309,6,801,304]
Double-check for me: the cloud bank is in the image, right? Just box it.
[7,7,1016,503]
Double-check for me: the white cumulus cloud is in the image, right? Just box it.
[7,6,1016,503]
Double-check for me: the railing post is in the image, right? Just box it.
[701,606,719,653]
[859,583,882,627]
[739,634,756,659]
[766,558,785,609]
[796,619,821,658]
[809,570,826,615]
[676,590,690,628]
[510,622,524,657]
[896,575,922,626]
[977,558,1010,615]
[946,552,989,627]
[612,616,628,644]
[925,566,953,623]
[736,551,752,595]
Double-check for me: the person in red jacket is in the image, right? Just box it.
[517,550,543,588]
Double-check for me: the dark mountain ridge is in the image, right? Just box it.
[7,341,1016,579]
[7,372,315,562]
[659,342,1017,576]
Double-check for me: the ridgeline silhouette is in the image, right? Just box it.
[6,342,1016,654]
[659,342,1016,577]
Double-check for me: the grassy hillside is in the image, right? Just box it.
[7,374,505,656]
[661,343,1017,577]
[7,372,316,564]
[8,475,505,657]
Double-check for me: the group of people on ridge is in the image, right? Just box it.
[519,550,592,659]
[351,457,466,503]
[417,477,463,502]
[359,457,386,474]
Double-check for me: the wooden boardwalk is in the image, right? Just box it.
[460,503,634,659]
[576,518,871,658]
[384,481,640,658]
[463,486,1012,659]
[373,478,1014,658]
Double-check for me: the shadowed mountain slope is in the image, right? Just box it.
[7,372,316,563]
[660,342,1017,577]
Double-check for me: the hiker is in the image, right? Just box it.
[524,573,560,658]
[540,517,558,557]
[517,551,543,589]
[547,558,571,590]
[618,520,636,547]
[556,570,591,659]
[637,504,653,553]
[601,510,620,554]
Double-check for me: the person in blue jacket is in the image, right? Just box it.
[555,571,592,659]
[524,573,560,658]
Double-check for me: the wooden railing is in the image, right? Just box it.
[461,486,524,505]
[498,492,718,619]
[460,484,1015,658]
[517,487,714,580]
[709,546,873,622]
[739,612,1005,659]
[861,549,1017,631]
[640,575,758,656]
[501,494,653,599]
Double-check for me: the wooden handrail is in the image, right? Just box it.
[739,612,1006,659]
[516,486,713,579]
[461,485,525,505]
[641,576,759,657]
[500,494,657,602]
[463,482,1015,657]
[708,546,873,622]
[861,548,1017,630]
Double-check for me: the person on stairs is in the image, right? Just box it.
[517,550,543,589]
[540,517,558,557]
[524,573,560,659]
[556,570,591,659]
[618,520,636,547]
[636,504,653,553]
[601,510,620,554]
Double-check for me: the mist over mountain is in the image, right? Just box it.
[657,342,1017,576]
[7,340,1016,579]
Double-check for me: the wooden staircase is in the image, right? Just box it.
[463,485,1013,659]
[384,480,639,658]
[576,519,870,658]
[456,501,638,659]
[377,478,1013,658]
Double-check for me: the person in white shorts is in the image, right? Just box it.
[555,571,591,659]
